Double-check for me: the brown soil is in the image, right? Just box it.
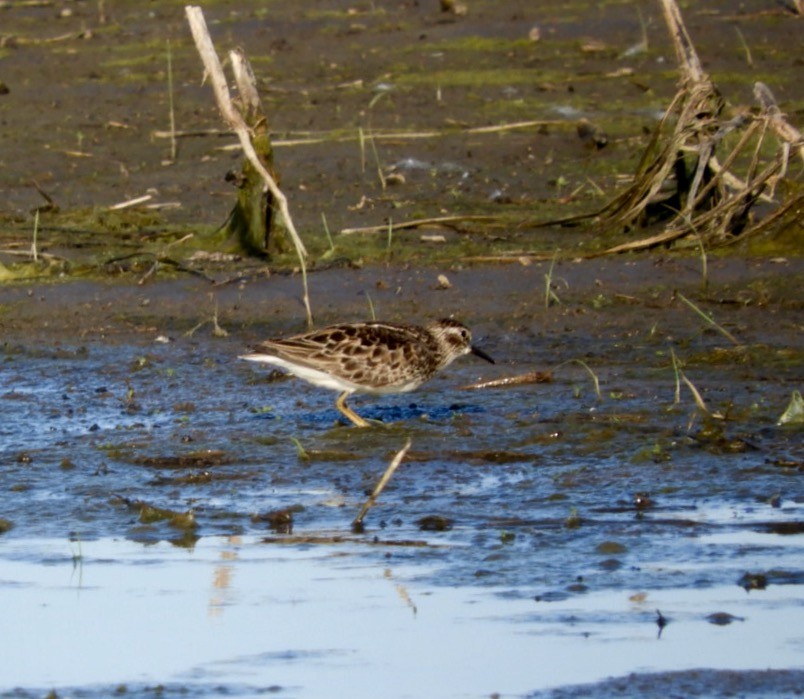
[1,0,802,272]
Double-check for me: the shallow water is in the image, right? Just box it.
[2,320,802,697]
[1,534,802,698]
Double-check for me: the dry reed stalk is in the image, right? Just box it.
[595,0,801,251]
[340,214,501,236]
[154,119,565,145]
[352,439,412,531]
[185,5,312,327]
[461,371,552,390]
[109,194,153,210]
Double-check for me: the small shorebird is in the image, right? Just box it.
[240,318,494,427]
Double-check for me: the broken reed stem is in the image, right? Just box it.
[352,439,412,531]
[661,0,705,82]
[153,119,569,146]
[679,370,710,415]
[676,292,741,345]
[184,5,313,328]
[671,349,713,417]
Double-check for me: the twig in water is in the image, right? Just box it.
[461,370,552,390]
[352,439,412,532]
[676,292,740,345]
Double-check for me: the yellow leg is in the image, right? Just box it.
[336,392,370,428]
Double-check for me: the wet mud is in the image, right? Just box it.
[2,256,803,697]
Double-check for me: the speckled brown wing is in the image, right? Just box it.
[251,322,439,391]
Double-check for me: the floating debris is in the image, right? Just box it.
[777,390,804,425]
[462,371,552,390]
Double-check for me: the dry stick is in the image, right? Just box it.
[352,439,412,531]
[184,5,313,327]
[461,370,553,390]
[341,214,501,236]
[153,119,566,145]
[109,194,153,210]
[589,227,690,257]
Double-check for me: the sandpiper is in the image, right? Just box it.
[240,318,494,427]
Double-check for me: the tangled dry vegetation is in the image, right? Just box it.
[591,0,803,256]
[198,0,802,268]
[0,0,801,285]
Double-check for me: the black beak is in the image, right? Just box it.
[471,345,495,364]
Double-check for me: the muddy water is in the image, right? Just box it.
[2,261,803,697]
